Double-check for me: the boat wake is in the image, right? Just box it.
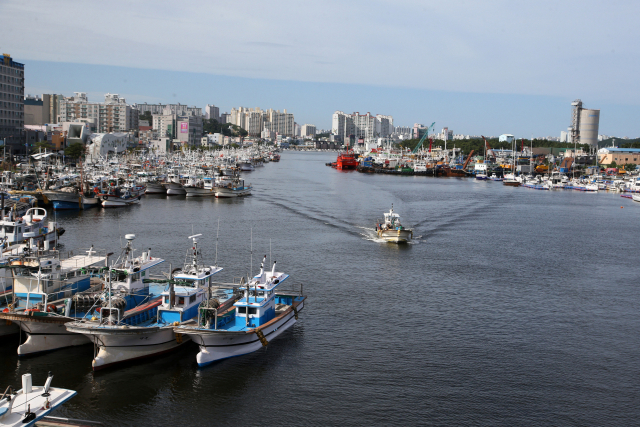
[358,226,422,244]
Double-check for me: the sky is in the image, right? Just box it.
[2,0,639,137]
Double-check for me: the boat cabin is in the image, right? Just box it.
[233,260,289,329]
[108,235,164,294]
[157,234,223,324]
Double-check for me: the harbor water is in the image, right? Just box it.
[1,151,638,426]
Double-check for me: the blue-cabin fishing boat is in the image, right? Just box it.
[1,235,165,355]
[178,255,306,367]
[66,234,225,370]
[0,246,107,348]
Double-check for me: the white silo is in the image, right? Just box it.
[579,109,600,147]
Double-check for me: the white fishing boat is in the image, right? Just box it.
[503,173,521,187]
[163,174,186,195]
[0,372,77,427]
[0,247,106,347]
[99,187,142,207]
[375,205,413,243]
[145,180,167,194]
[3,237,164,356]
[184,177,215,197]
[178,256,306,367]
[238,161,255,172]
[0,207,61,249]
[66,234,223,371]
[214,174,252,198]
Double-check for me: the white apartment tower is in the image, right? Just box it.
[301,124,316,137]
[228,107,295,137]
[332,111,393,142]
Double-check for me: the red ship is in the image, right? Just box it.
[335,151,358,170]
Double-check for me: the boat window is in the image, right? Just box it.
[238,306,246,314]
[4,226,13,233]
[257,291,264,297]
[177,297,184,305]
[248,307,257,315]
[189,295,196,304]
[164,296,169,305]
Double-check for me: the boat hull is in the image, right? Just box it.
[183,300,304,367]
[184,187,215,197]
[1,314,91,355]
[101,195,141,208]
[377,229,413,243]
[163,182,186,195]
[214,187,252,198]
[66,324,188,370]
[52,199,98,210]
[145,183,166,194]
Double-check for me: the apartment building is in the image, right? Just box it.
[301,124,316,137]
[59,93,138,133]
[228,107,295,137]
[205,104,220,121]
[332,111,393,142]
[0,54,25,153]
[133,103,202,117]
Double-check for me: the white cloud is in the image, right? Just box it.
[2,0,639,103]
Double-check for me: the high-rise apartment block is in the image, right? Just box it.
[301,124,316,137]
[133,103,201,117]
[205,104,220,122]
[59,92,138,133]
[1,53,25,153]
[332,111,393,142]
[227,107,295,137]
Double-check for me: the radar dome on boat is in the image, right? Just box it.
[124,234,136,241]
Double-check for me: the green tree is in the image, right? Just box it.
[33,141,55,151]
[65,142,86,161]
[139,111,153,125]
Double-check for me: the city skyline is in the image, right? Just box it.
[4,0,640,138]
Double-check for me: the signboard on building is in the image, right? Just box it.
[180,122,188,133]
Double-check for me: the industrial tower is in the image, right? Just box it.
[570,99,583,145]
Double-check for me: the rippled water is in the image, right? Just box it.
[1,151,639,426]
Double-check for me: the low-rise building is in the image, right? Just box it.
[598,147,640,165]
[86,132,137,162]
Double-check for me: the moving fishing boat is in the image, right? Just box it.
[178,256,306,367]
[375,205,413,243]
[0,372,77,427]
[66,234,222,370]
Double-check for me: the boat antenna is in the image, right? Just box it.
[249,227,253,280]
[269,239,271,267]
[214,218,220,268]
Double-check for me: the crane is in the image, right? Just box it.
[412,122,436,154]
[481,135,495,161]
